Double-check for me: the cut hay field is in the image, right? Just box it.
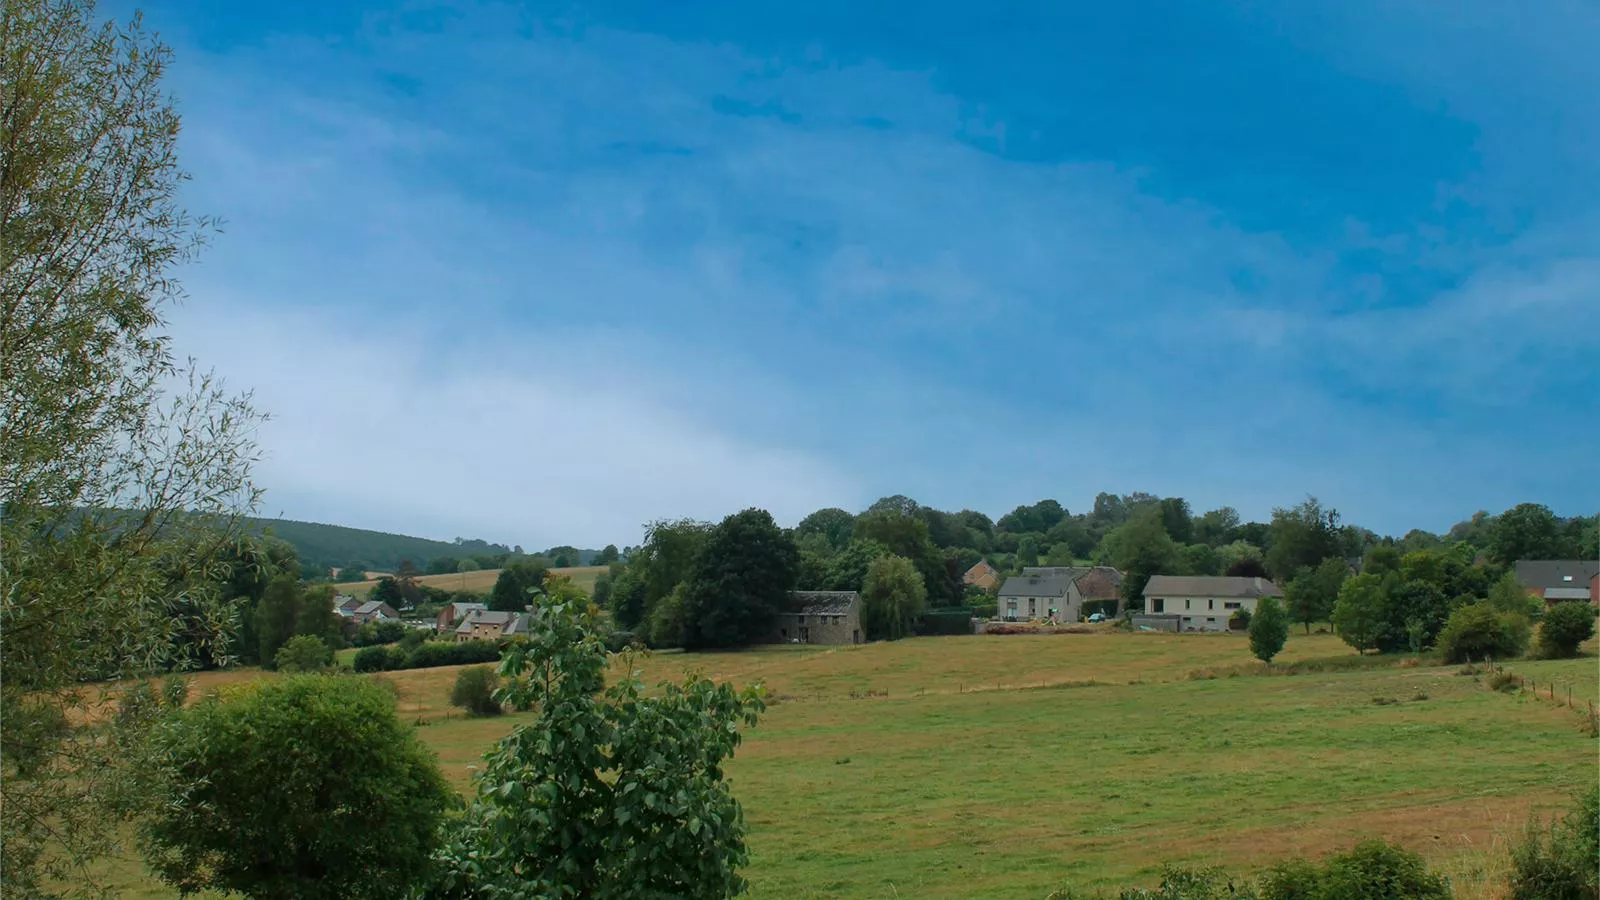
[331,564,606,597]
[84,632,1599,899]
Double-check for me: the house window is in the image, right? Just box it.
[1029,599,1037,616]
[1207,617,1215,623]
[1007,600,1017,611]
[1224,602,1241,610]
[1185,598,1191,610]
[1208,599,1214,610]
[1152,598,1164,613]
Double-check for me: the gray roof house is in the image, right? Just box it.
[766,591,863,645]
[352,600,398,624]
[998,566,1126,621]
[455,609,516,642]
[1515,560,1598,606]
[1139,575,1283,632]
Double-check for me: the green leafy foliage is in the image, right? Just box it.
[1,1,272,883]
[681,508,800,649]
[489,559,550,612]
[1248,596,1289,664]
[450,666,503,717]
[1331,574,1388,655]
[353,638,501,673]
[1284,558,1347,633]
[426,599,765,898]
[861,555,928,641]
[274,635,333,673]
[1265,497,1345,582]
[1535,602,1597,659]
[1435,601,1531,663]
[140,675,451,899]
[1508,785,1599,900]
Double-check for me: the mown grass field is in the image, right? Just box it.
[85,631,1599,899]
[331,564,607,597]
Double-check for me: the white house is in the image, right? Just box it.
[1139,575,1284,632]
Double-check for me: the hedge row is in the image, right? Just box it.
[353,639,501,673]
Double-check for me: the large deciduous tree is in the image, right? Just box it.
[1331,574,1387,655]
[681,508,800,649]
[1,0,265,888]
[1265,496,1344,582]
[489,559,550,612]
[428,599,765,898]
[1098,507,1181,614]
[795,507,856,551]
[1487,502,1564,567]
[1285,558,1348,634]
[860,555,927,641]
[141,676,451,899]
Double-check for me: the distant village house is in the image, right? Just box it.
[1137,575,1283,632]
[766,591,863,645]
[351,600,398,625]
[997,566,1124,622]
[962,560,1002,592]
[1515,560,1599,608]
[437,601,487,632]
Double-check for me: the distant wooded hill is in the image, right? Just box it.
[240,516,602,575]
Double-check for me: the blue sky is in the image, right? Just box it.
[133,0,1598,548]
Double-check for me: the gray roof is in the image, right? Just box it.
[335,594,362,611]
[1515,560,1598,592]
[451,602,487,613]
[502,613,533,635]
[454,609,515,633]
[1021,565,1124,585]
[355,600,395,616]
[785,591,860,616]
[1142,575,1283,599]
[1545,587,1594,601]
[998,572,1074,599]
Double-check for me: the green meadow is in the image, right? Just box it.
[87,632,1598,899]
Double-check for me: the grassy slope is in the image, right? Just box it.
[88,633,1599,899]
[332,565,607,598]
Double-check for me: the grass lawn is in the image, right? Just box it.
[331,565,606,598]
[81,632,1598,899]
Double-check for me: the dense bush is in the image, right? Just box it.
[1536,602,1597,659]
[353,645,402,673]
[352,638,500,673]
[1229,608,1252,630]
[273,635,333,673]
[970,602,998,619]
[1046,840,1450,900]
[1436,601,1530,663]
[603,630,648,653]
[1311,840,1452,899]
[141,676,451,899]
[449,666,503,717]
[1509,786,1599,900]
[917,607,976,635]
[349,620,407,647]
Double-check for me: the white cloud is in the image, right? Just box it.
[164,301,863,547]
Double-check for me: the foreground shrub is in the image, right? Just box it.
[426,599,766,898]
[273,635,333,673]
[449,666,502,717]
[1509,786,1599,900]
[141,676,451,899]
[1047,840,1449,900]
[1536,602,1597,659]
[1316,839,1451,899]
[1436,601,1529,664]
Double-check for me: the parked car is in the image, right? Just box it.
[1087,612,1106,623]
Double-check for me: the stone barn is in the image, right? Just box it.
[768,591,863,646]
